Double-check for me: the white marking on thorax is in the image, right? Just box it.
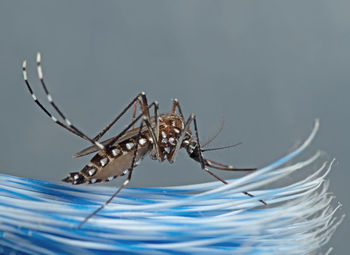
[138,138,147,146]
[161,131,167,138]
[164,147,171,154]
[169,137,176,145]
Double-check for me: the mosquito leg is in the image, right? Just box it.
[204,158,256,171]
[204,167,228,184]
[143,115,162,161]
[25,53,149,149]
[151,101,161,160]
[22,60,82,139]
[78,168,134,229]
[127,96,160,160]
[139,93,152,122]
[137,94,162,160]
[204,167,265,205]
[171,98,184,119]
[104,102,157,149]
[137,95,160,151]
[192,115,206,169]
[123,98,161,161]
[93,92,149,142]
[36,53,105,150]
[191,115,267,206]
[131,101,137,129]
[23,54,104,150]
[74,101,159,158]
[114,99,161,162]
[243,191,267,206]
[78,117,146,229]
[153,101,160,149]
[168,113,195,163]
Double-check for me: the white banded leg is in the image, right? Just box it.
[22,59,85,140]
[35,53,104,150]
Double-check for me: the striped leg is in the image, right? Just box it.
[191,116,267,206]
[92,92,154,142]
[23,53,104,150]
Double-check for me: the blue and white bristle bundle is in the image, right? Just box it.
[0,120,343,254]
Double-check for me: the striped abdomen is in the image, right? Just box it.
[62,135,152,184]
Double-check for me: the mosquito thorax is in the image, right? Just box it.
[155,113,186,161]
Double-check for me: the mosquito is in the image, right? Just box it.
[22,53,265,228]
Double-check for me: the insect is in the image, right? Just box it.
[22,53,265,228]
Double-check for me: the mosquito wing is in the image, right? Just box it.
[73,125,150,158]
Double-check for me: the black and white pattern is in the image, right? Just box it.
[22,53,263,228]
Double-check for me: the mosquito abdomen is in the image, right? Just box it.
[62,137,152,185]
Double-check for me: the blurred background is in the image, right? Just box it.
[0,0,348,253]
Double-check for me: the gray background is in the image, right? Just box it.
[0,0,348,253]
